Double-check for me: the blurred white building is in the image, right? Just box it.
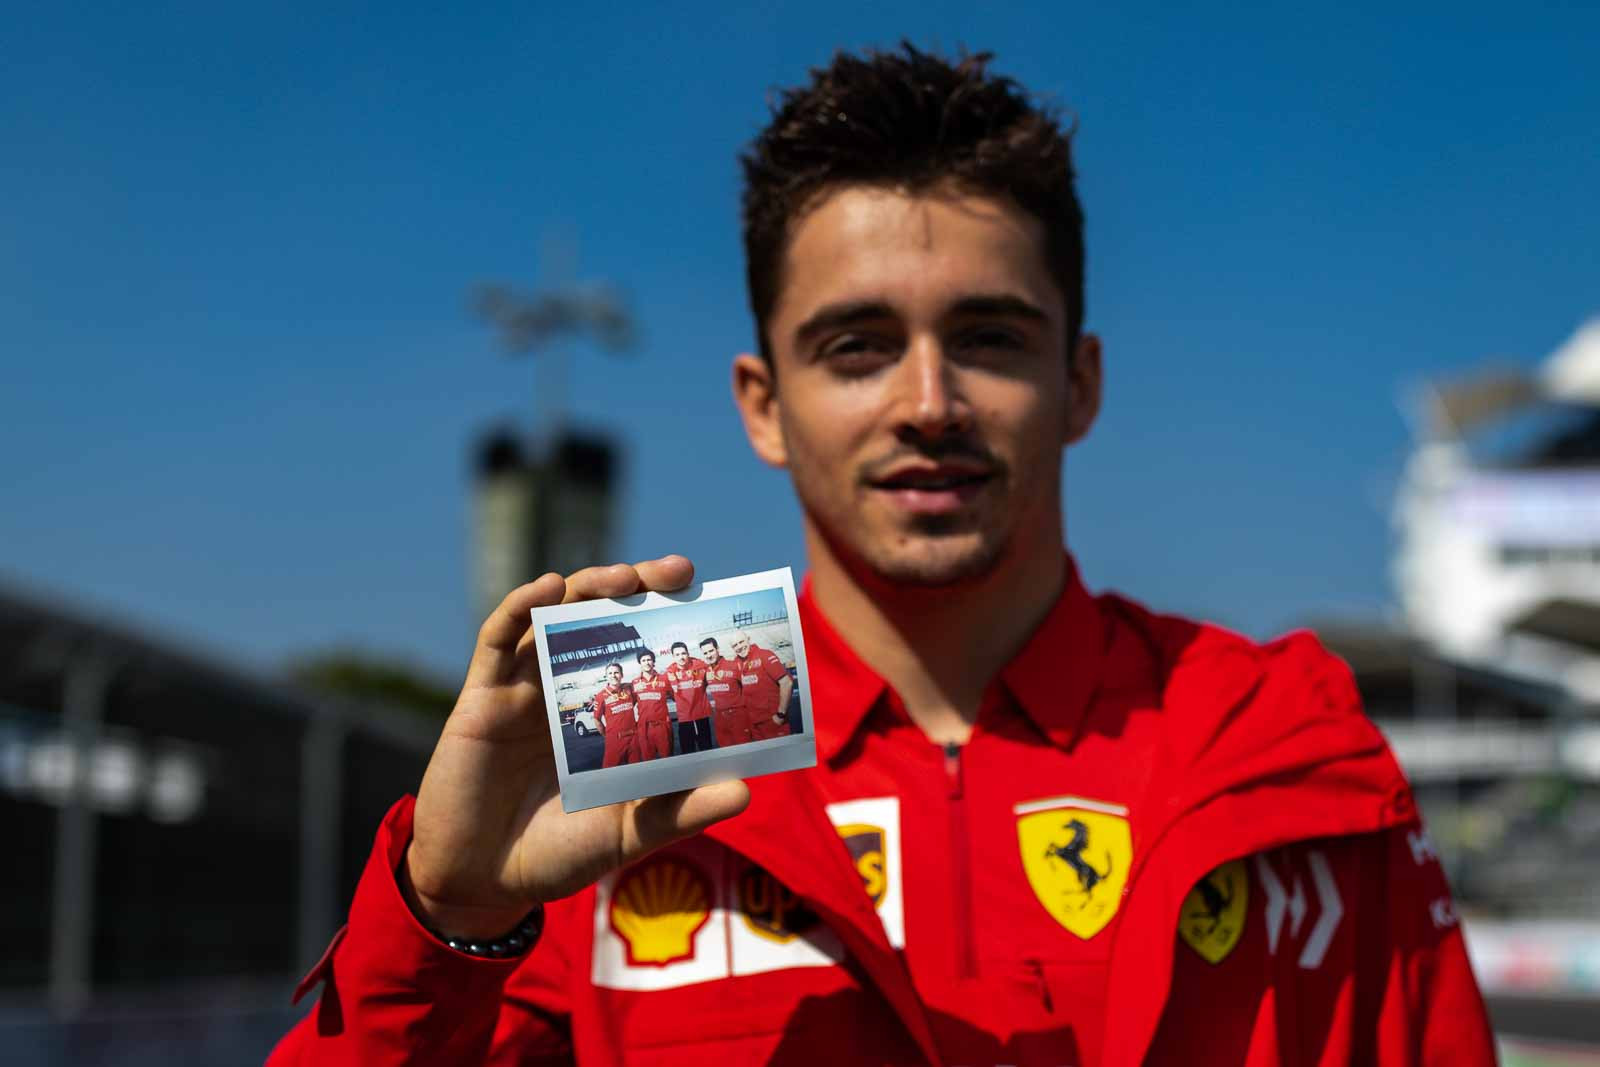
[1393,319,1600,775]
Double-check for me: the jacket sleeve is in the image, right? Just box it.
[1362,820,1497,1067]
[266,796,574,1066]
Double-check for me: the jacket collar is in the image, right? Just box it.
[803,553,1108,762]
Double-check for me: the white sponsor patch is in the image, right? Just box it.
[825,796,905,950]
[592,796,905,990]
[591,836,729,991]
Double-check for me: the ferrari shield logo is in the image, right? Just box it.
[1015,796,1132,940]
[1179,860,1248,964]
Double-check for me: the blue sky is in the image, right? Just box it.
[3,3,1596,680]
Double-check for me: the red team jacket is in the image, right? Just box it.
[271,562,1494,1066]
[663,658,710,722]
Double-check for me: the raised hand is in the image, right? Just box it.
[402,556,751,938]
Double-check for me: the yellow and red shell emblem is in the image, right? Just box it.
[608,856,713,967]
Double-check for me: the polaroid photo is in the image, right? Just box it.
[530,567,817,813]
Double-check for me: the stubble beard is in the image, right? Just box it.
[863,524,1008,588]
[813,499,1012,590]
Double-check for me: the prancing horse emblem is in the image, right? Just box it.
[1015,797,1132,939]
[1179,859,1249,964]
[1044,818,1114,895]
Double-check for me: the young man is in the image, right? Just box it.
[631,650,674,761]
[699,636,752,748]
[663,640,714,754]
[590,662,639,769]
[272,45,1494,1066]
[730,628,794,741]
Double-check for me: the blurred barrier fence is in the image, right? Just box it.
[1,582,436,1063]
[1469,920,1600,998]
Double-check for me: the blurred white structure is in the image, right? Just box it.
[1395,318,1600,709]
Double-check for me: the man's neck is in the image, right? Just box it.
[805,528,1066,746]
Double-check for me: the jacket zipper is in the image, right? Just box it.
[945,740,977,979]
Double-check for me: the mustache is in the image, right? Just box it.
[857,435,1005,483]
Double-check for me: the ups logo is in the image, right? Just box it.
[837,823,888,905]
[737,866,821,943]
[736,821,891,943]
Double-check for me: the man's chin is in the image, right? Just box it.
[860,537,1006,589]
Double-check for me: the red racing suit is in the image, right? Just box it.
[631,671,674,760]
[702,655,751,748]
[663,657,710,722]
[738,643,792,742]
[592,684,639,769]
[271,560,1495,1066]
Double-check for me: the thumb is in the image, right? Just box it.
[624,780,752,858]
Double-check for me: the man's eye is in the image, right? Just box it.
[819,334,896,373]
[956,327,1025,352]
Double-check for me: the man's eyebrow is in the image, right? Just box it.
[792,300,896,346]
[946,293,1050,323]
[792,294,1049,347]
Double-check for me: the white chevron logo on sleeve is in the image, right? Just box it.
[1253,850,1343,968]
[1287,873,1307,938]
[1254,854,1286,954]
[1297,850,1344,969]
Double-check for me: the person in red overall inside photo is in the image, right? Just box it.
[663,641,713,755]
[731,629,794,741]
[272,44,1496,1067]
[590,663,639,769]
[630,650,674,761]
[699,636,752,749]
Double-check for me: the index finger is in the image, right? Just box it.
[633,554,695,593]
[559,555,695,605]
[463,572,567,689]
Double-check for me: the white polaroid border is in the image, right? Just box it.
[530,567,817,813]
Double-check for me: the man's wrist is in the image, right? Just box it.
[399,848,534,941]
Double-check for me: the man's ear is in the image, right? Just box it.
[732,353,788,468]
[1065,333,1103,446]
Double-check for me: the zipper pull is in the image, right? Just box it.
[943,741,963,799]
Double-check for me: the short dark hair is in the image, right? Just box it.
[636,650,655,664]
[670,641,689,654]
[699,637,719,650]
[740,43,1084,362]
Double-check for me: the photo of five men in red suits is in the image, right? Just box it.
[588,628,798,767]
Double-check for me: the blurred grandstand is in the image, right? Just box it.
[1,582,433,1065]
[1315,318,1600,1054]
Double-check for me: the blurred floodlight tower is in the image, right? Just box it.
[469,269,634,625]
[1394,318,1600,709]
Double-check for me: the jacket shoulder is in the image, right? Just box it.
[1099,591,1364,722]
[1098,592,1415,852]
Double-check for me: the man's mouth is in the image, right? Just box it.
[867,463,994,513]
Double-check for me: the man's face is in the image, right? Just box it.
[673,646,691,668]
[731,637,751,659]
[700,643,719,665]
[737,185,1099,587]
[638,653,655,675]
[606,665,622,686]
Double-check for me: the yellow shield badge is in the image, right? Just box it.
[1179,859,1248,964]
[1015,796,1132,940]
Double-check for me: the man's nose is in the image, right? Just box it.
[895,336,974,439]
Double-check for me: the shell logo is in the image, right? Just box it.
[607,857,713,967]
